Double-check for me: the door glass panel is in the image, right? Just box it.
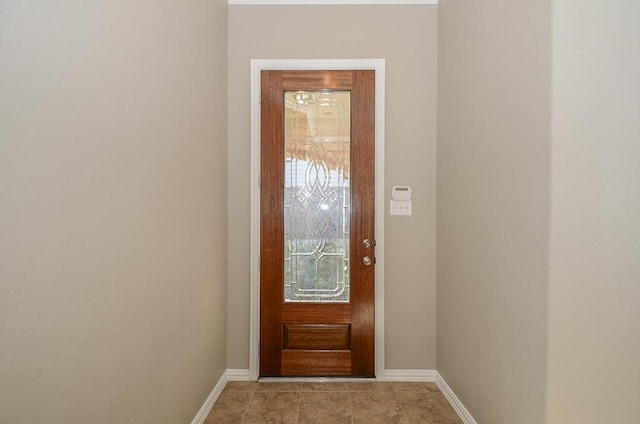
[283,90,350,303]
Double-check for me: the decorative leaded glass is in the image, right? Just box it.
[283,90,350,303]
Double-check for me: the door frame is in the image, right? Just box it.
[249,59,385,381]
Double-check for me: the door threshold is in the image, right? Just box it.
[258,377,376,383]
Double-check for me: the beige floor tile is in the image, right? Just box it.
[370,381,397,392]
[224,381,259,392]
[349,391,410,424]
[207,381,463,424]
[204,391,252,424]
[242,392,300,424]
[298,391,352,424]
[389,382,440,392]
[301,381,374,392]
[394,392,463,424]
[255,382,303,392]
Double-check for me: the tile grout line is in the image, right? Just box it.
[348,392,355,424]
[239,390,254,424]
[295,391,301,424]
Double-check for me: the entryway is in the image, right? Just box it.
[249,59,386,380]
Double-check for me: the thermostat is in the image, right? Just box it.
[391,186,412,201]
[390,186,412,216]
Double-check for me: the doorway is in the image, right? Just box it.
[260,70,374,376]
[249,59,386,380]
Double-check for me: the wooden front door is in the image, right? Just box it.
[260,70,376,377]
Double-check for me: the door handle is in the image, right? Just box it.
[363,239,376,249]
[363,256,373,266]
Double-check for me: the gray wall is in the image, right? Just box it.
[546,0,640,422]
[436,0,551,422]
[227,5,438,371]
[0,1,228,423]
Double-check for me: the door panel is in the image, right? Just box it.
[283,324,351,350]
[260,70,375,377]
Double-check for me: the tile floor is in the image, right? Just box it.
[204,381,463,424]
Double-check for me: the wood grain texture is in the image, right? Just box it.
[349,70,376,376]
[283,324,351,350]
[260,70,284,376]
[281,350,352,376]
[281,302,351,324]
[282,70,354,91]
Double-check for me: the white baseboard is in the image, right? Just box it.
[225,368,251,381]
[190,369,250,424]
[192,369,475,424]
[384,369,438,382]
[435,372,477,424]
